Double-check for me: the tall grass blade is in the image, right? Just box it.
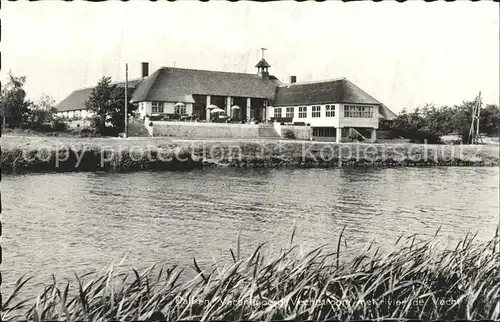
[192,257,207,283]
[237,229,241,262]
[290,223,297,248]
[336,225,346,270]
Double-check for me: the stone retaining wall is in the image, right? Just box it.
[152,121,260,138]
[281,125,313,140]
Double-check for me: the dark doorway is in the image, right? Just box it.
[250,98,265,122]
[232,97,247,122]
[192,95,207,121]
[210,96,226,110]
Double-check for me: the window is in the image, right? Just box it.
[312,127,336,137]
[312,105,321,118]
[298,106,307,118]
[152,101,163,113]
[325,105,335,117]
[274,107,282,118]
[286,107,294,118]
[344,105,374,118]
[174,105,186,114]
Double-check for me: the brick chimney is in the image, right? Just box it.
[141,62,149,78]
[290,76,297,84]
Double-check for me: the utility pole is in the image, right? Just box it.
[468,92,482,144]
[475,92,482,144]
[2,80,5,129]
[124,63,128,138]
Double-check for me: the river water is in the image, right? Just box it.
[2,167,499,296]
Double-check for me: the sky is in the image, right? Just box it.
[1,1,499,112]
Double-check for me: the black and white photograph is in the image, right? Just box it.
[1,1,499,320]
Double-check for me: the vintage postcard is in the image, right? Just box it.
[1,1,499,320]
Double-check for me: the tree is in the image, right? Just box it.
[389,99,498,144]
[85,77,137,135]
[108,86,137,133]
[36,93,56,111]
[390,107,442,143]
[27,93,57,128]
[392,108,425,136]
[0,72,31,128]
[449,101,474,141]
[480,104,500,136]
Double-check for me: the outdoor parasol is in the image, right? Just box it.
[210,108,225,114]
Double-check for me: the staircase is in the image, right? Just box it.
[352,128,370,140]
[258,124,281,138]
[127,118,151,137]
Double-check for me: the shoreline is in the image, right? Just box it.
[2,136,499,174]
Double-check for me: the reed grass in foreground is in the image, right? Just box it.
[2,232,499,321]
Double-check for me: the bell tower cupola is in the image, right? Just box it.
[255,48,271,79]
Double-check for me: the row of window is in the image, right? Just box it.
[274,105,375,119]
[312,127,337,137]
[344,105,374,118]
[274,105,337,119]
[58,110,93,117]
[312,127,351,137]
[151,102,187,114]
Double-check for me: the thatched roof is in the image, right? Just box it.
[56,79,142,112]
[273,77,396,120]
[131,67,281,103]
[379,104,397,120]
[273,78,380,106]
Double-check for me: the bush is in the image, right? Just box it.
[407,130,442,144]
[283,129,297,139]
[386,127,442,144]
[18,123,30,130]
[77,128,97,137]
[101,126,119,137]
[51,119,68,132]
[149,114,165,121]
[37,123,53,133]
[168,113,185,120]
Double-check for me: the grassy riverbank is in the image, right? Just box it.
[2,232,499,321]
[1,135,499,173]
